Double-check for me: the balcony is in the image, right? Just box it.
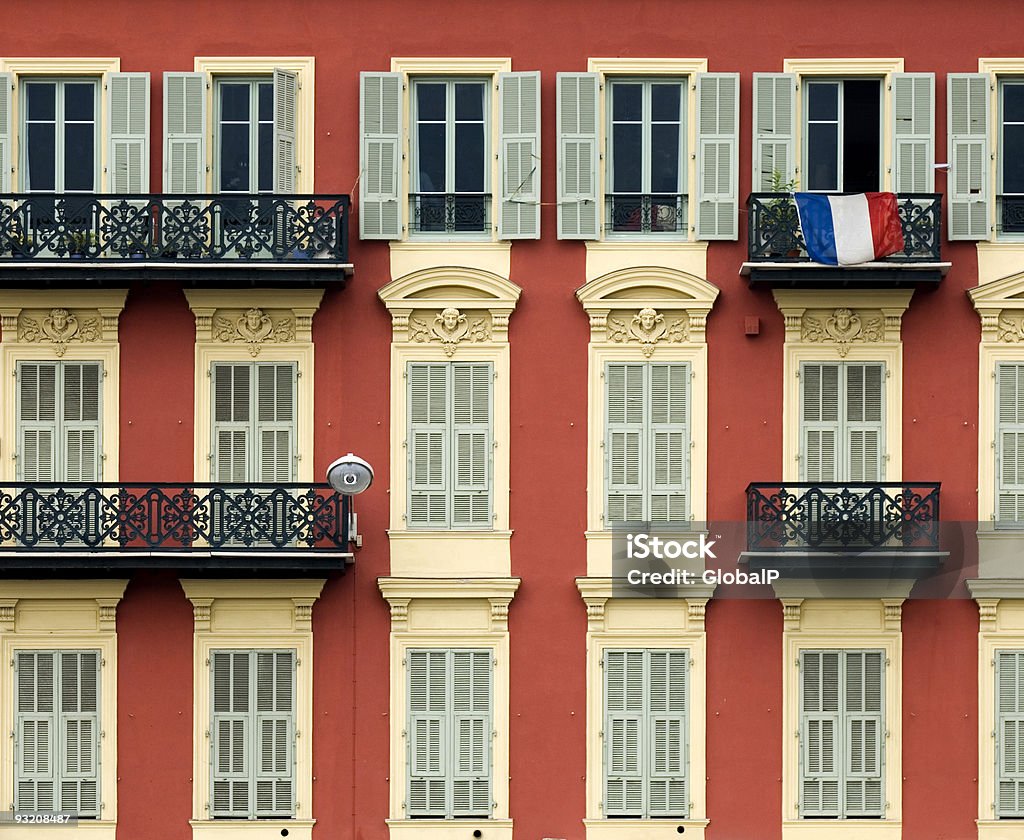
[742,193,947,287]
[410,193,490,234]
[606,193,687,235]
[0,483,352,572]
[743,482,943,578]
[0,193,351,284]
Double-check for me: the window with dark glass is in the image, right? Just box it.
[1000,81,1024,233]
[216,79,274,194]
[21,79,98,193]
[804,79,881,193]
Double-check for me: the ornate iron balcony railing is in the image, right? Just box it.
[746,482,941,552]
[606,193,686,234]
[410,193,490,233]
[0,194,349,263]
[747,193,942,262]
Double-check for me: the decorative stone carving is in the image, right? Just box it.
[977,598,999,627]
[607,307,689,357]
[802,308,884,357]
[409,307,490,356]
[882,598,903,630]
[998,313,1024,342]
[212,307,295,356]
[687,600,706,629]
[18,308,102,356]
[781,599,803,631]
[489,599,511,630]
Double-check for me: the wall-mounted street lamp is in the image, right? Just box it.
[327,453,374,547]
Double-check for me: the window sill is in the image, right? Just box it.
[782,820,901,840]
[387,529,513,577]
[979,819,1024,838]
[0,823,115,840]
[386,819,512,840]
[584,239,708,284]
[583,818,709,840]
[189,819,314,840]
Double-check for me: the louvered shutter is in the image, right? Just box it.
[498,71,541,239]
[255,363,296,483]
[17,362,58,483]
[211,651,252,818]
[892,73,935,193]
[15,651,57,812]
[62,362,102,483]
[359,72,402,239]
[845,363,885,482]
[696,73,739,240]
[452,363,492,528]
[800,364,840,483]
[408,650,448,817]
[948,73,991,240]
[273,69,297,194]
[408,363,450,527]
[604,650,645,816]
[451,650,492,816]
[556,72,599,239]
[58,652,100,816]
[647,650,688,817]
[108,73,150,193]
[163,72,206,193]
[752,73,796,190]
[255,651,295,817]
[997,364,1024,523]
[997,650,1024,816]
[0,73,10,192]
[606,363,646,522]
[649,363,689,522]
[800,650,841,817]
[212,363,251,482]
[843,651,884,817]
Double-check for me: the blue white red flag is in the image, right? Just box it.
[793,192,905,266]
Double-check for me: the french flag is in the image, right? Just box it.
[794,192,905,266]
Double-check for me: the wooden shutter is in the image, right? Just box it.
[408,363,450,527]
[556,72,599,239]
[843,651,884,817]
[407,650,449,817]
[163,72,206,193]
[606,363,646,522]
[17,362,58,482]
[62,362,102,483]
[845,363,885,483]
[800,363,841,483]
[451,363,492,528]
[211,651,252,818]
[604,650,644,816]
[892,73,935,193]
[948,73,991,240]
[58,651,100,816]
[0,73,10,192]
[254,650,295,817]
[998,650,1024,816]
[649,363,689,522]
[108,72,150,192]
[451,650,492,816]
[255,363,296,483]
[647,650,688,817]
[498,71,541,239]
[752,73,796,190]
[273,68,297,194]
[997,364,1024,523]
[800,650,841,817]
[212,363,252,482]
[696,73,739,240]
[359,72,402,239]
[15,651,57,812]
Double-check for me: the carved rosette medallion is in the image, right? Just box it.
[18,308,102,357]
[801,307,884,357]
[212,307,295,356]
[606,307,689,357]
[409,307,491,356]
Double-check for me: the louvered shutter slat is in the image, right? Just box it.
[211,651,252,818]
[17,362,58,483]
[451,650,492,816]
[892,73,935,193]
[360,72,402,239]
[212,363,251,483]
[409,363,450,527]
[62,362,102,483]
[800,651,841,817]
[408,650,450,817]
[606,364,646,522]
[499,71,541,239]
[556,72,599,239]
[752,73,796,190]
[58,652,100,816]
[604,650,645,816]
[948,73,991,240]
[255,651,295,817]
[108,73,150,192]
[255,363,296,483]
[843,651,884,817]
[272,69,298,194]
[452,363,492,528]
[0,73,11,192]
[997,365,1024,523]
[647,650,688,817]
[163,72,206,193]
[800,363,840,483]
[845,364,885,483]
[998,651,1024,816]
[649,363,689,522]
[16,652,57,812]
[696,73,739,240]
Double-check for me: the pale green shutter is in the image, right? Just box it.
[15,651,57,812]
[17,362,58,482]
[163,72,206,193]
[254,651,295,817]
[108,72,150,192]
[606,363,646,522]
[696,72,739,240]
[997,650,1024,816]
[407,650,448,817]
[408,363,450,527]
[273,69,297,194]
[800,650,841,817]
[892,73,935,193]
[647,650,688,817]
[997,364,1024,523]
[62,362,102,483]
[452,363,492,528]
[752,73,796,190]
[211,651,252,818]
[843,651,884,817]
[451,650,492,816]
[604,650,644,816]
[0,73,10,192]
[649,363,689,522]
[845,363,885,482]
[800,363,841,483]
[948,73,990,240]
[58,651,100,816]
[359,72,403,239]
[255,363,296,483]
[498,71,541,239]
[556,72,599,239]
[212,363,251,482]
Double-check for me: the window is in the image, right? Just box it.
[15,650,101,816]
[799,649,885,819]
[996,650,1024,817]
[605,362,689,524]
[995,364,1024,524]
[216,79,274,194]
[22,78,98,193]
[999,80,1024,235]
[407,361,492,529]
[803,79,881,193]
[406,648,492,819]
[603,649,688,819]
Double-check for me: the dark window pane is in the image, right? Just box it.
[220,123,250,191]
[612,123,642,192]
[64,83,94,122]
[455,83,484,121]
[807,123,838,191]
[807,82,838,121]
[651,84,681,122]
[220,83,250,122]
[64,124,94,191]
[258,82,273,122]
[454,124,485,192]
[612,84,642,122]
[650,124,680,192]
[1005,125,1024,193]
[417,123,445,192]
[26,124,56,191]
[258,123,273,191]
[843,79,881,192]
[26,83,55,121]
[416,83,446,122]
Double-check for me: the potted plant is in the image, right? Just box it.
[763,170,802,258]
[69,230,97,258]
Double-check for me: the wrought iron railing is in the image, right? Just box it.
[746,482,940,551]
[747,193,942,262]
[999,196,1024,234]
[606,193,686,234]
[0,483,350,551]
[410,193,490,233]
[0,194,349,263]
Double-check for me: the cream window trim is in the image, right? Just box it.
[0,289,127,483]
[0,579,127,837]
[379,577,519,829]
[781,58,904,193]
[388,242,512,283]
[773,289,912,483]
[193,57,315,193]
[583,241,709,285]
[184,289,323,483]
[979,59,1024,246]
[179,579,324,831]
[576,578,711,840]
[780,598,903,835]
